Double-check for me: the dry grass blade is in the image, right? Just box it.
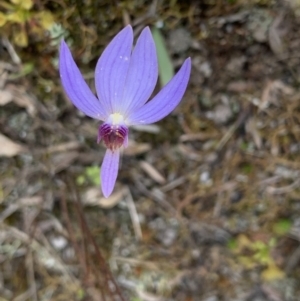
[44,141,81,154]
[1,37,21,64]
[268,13,286,57]
[126,188,143,241]
[0,224,77,283]
[0,196,42,223]
[266,179,300,195]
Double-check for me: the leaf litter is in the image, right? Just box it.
[0,1,300,301]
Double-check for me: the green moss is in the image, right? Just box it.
[273,219,292,236]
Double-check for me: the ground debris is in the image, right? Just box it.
[1,1,300,300]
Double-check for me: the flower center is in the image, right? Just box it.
[98,113,128,151]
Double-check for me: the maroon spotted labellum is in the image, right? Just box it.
[98,122,128,151]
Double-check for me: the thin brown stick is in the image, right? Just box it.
[60,188,89,284]
[67,177,127,301]
[72,190,107,301]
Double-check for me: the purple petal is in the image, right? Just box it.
[59,40,107,120]
[101,149,120,197]
[120,27,158,116]
[127,58,191,125]
[95,25,133,114]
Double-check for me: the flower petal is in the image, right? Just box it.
[120,27,158,116]
[127,58,191,125]
[95,25,133,114]
[101,149,120,197]
[59,40,107,120]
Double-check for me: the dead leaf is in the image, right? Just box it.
[0,133,26,157]
[131,124,160,134]
[262,264,285,281]
[0,83,37,115]
[178,144,202,161]
[246,118,262,149]
[227,80,255,93]
[180,132,218,142]
[260,80,294,110]
[268,13,286,57]
[124,140,151,156]
[45,141,81,154]
[51,151,79,173]
[83,187,127,208]
[140,161,166,184]
[0,89,13,105]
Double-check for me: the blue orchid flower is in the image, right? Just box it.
[59,25,191,197]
